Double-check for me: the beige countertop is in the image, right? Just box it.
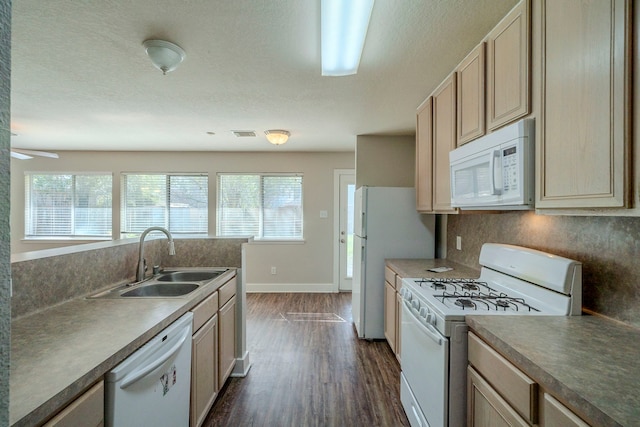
[467,315,640,427]
[385,258,480,279]
[10,269,237,427]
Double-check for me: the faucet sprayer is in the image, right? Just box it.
[136,226,175,282]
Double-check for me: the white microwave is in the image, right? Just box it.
[449,118,534,210]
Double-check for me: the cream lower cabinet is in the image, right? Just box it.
[467,367,529,427]
[218,277,237,389]
[468,332,591,427]
[43,381,104,427]
[537,0,631,209]
[383,265,402,362]
[384,280,397,354]
[190,291,220,427]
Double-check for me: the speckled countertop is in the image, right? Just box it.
[385,258,480,279]
[10,269,237,427]
[467,315,640,427]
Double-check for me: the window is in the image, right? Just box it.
[121,173,208,235]
[25,173,112,238]
[217,174,303,239]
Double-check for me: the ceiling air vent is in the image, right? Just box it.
[232,130,257,137]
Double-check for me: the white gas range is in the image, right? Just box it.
[399,243,582,427]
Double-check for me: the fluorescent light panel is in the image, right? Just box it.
[321,0,374,76]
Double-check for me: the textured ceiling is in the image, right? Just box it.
[10,0,517,152]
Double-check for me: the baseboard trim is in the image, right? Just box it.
[231,351,251,377]
[247,283,336,293]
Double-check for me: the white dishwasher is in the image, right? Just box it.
[105,312,193,427]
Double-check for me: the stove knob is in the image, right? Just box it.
[401,288,412,301]
[411,299,420,311]
[425,313,435,324]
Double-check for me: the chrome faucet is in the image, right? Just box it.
[136,226,176,282]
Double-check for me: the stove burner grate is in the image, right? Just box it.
[434,291,541,312]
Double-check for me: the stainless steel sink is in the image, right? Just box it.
[156,270,225,282]
[87,267,230,299]
[121,282,199,297]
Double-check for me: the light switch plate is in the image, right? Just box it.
[319,210,328,218]
[456,236,462,251]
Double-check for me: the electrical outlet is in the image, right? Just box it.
[271,266,277,275]
[456,236,462,251]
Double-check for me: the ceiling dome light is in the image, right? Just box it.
[264,130,290,145]
[143,39,186,75]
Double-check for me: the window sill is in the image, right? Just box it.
[22,237,112,243]
[247,238,306,245]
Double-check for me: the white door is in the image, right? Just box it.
[334,170,355,292]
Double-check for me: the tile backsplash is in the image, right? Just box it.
[446,211,640,328]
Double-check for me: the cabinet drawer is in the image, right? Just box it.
[543,393,589,427]
[394,274,404,291]
[384,266,397,288]
[192,291,219,333]
[468,332,538,423]
[44,380,104,427]
[218,277,237,308]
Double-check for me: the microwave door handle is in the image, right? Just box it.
[490,150,502,195]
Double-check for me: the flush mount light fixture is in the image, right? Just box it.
[143,39,186,75]
[264,130,290,145]
[321,0,375,76]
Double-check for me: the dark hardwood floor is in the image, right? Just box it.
[204,293,410,427]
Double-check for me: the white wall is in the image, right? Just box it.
[355,135,415,188]
[11,150,354,289]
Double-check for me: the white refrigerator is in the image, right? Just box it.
[352,186,435,339]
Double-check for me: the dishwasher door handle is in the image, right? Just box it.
[120,327,190,389]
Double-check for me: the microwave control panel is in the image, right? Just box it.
[502,146,518,192]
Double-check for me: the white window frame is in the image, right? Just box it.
[120,172,208,236]
[24,171,113,239]
[216,173,304,241]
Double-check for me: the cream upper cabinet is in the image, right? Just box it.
[457,43,486,146]
[432,72,458,213]
[537,0,631,209]
[486,0,530,131]
[416,97,433,212]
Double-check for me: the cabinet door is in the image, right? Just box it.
[467,367,530,427]
[537,0,631,208]
[219,295,236,389]
[191,314,218,427]
[432,73,458,213]
[395,290,402,362]
[457,43,486,145]
[487,0,530,131]
[416,97,433,212]
[383,281,396,353]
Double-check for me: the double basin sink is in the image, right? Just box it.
[89,268,229,299]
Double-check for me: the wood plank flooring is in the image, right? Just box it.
[204,293,410,427]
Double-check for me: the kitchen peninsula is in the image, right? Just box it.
[10,237,248,426]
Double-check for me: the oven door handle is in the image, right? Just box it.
[403,300,443,346]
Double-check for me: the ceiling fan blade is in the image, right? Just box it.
[11,148,59,159]
[10,151,33,160]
